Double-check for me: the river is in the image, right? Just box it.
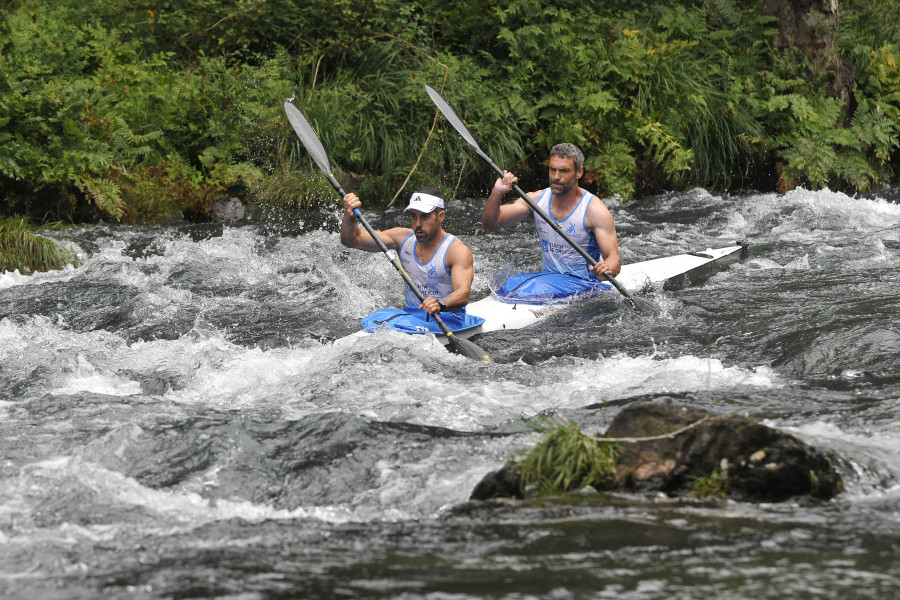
[1,186,899,599]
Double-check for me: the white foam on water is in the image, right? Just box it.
[0,456,363,542]
[0,263,78,290]
[159,340,322,408]
[786,187,900,230]
[260,332,784,433]
[564,353,782,399]
[50,354,143,396]
[2,315,139,395]
[713,188,900,254]
[461,353,782,428]
[11,309,781,434]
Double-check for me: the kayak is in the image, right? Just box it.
[342,242,748,344]
[467,243,748,335]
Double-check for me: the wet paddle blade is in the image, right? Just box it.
[425,85,483,151]
[630,296,662,316]
[446,334,492,363]
[604,274,661,315]
[283,101,333,176]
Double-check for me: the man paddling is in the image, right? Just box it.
[481,143,622,302]
[341,188,484,335]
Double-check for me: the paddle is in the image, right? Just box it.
[424,85,660,315]
[283,100,492,362]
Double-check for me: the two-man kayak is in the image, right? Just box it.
[343,242,748,344]
[284,94,746,354]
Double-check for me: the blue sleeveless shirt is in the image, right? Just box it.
[532,188,602,280]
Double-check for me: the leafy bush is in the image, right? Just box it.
[0,2,286,223]
[1,0,898,226]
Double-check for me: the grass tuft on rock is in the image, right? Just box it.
[689,467,730,499]
[514,416,619,496]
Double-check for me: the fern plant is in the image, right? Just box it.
[2,0,899,222]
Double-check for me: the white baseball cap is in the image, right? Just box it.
[404,192,445,213]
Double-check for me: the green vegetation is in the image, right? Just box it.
[0,217,77,273]
[689,466,730,499]
[514,416,619,495]
[1,0,898,227]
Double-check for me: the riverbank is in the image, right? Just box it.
[2,0,898,225]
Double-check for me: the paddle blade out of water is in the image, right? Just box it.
[283,101,331,177]
[425,85,484,153]
[283,99,492,363]
[424,85,661,316]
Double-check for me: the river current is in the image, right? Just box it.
[1,186,899,599]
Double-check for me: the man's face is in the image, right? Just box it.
[408,209,443,243]
[548,155,582,196]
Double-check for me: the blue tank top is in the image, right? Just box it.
[532,188,602,280]
[398,233,457,308]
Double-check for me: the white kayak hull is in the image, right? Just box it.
[465,243,747,335]
[342,243,748,344]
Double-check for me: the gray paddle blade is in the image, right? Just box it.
[630,296,662,315]
[425,85,482,151]
[447,335,492,363]
[283,101,332,175]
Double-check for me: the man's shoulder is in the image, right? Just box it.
[584,191,611,211]
[584,193,615,228]
[447,233,472,250]
[446,234,474,259]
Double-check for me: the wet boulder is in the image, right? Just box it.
[471,404,843,503]
[211,197,247,222]
[605,404,843,501]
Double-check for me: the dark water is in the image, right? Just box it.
[1,187,899,599]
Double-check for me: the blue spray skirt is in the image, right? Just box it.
[360,307,485,336]
[494,272,612,305]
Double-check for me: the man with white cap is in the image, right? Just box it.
[341,187,483,335]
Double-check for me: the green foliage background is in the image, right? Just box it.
[1,0,898,224]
